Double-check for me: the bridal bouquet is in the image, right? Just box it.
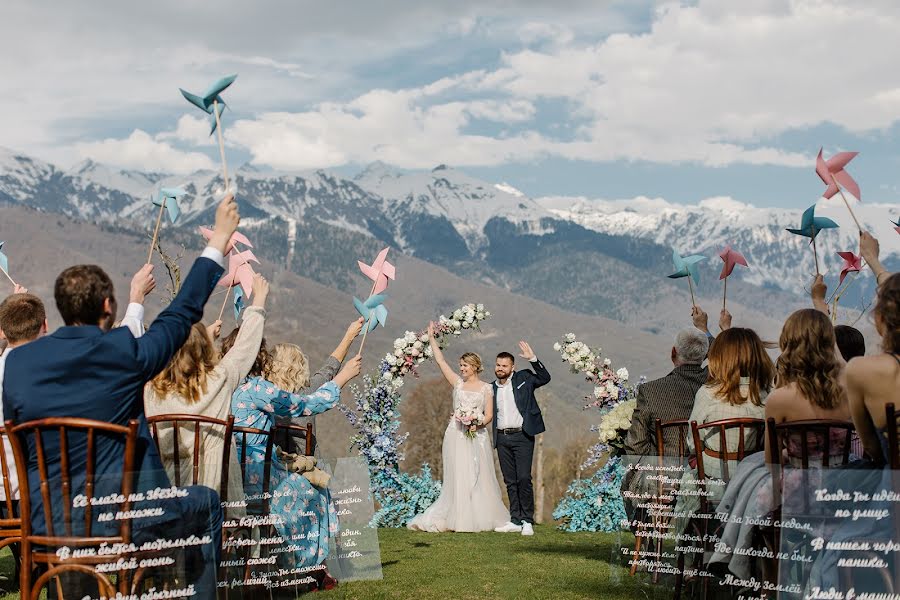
[454,406,483,440]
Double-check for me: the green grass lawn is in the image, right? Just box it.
[0,526,663,600]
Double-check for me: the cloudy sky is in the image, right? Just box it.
[4,0,900,208]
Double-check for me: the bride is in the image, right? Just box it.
[407,323,510,532]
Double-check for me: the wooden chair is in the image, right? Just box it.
[228,424,276,592]
[766,418,856,593]
[629,419,691,579]
[273,421,315,457]
[146,414,236,502]
[6,417,140,599]
[0,428,22,583]
[689,417,766,600]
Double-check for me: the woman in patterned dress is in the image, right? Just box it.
[224,333,361,570]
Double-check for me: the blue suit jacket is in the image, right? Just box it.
[491,358,552,446]
[2,256,223,536]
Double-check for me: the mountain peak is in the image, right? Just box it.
[432,164,449,172]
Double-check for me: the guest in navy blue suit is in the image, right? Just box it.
[2,194,240,598]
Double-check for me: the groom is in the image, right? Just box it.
[492,341,551,536]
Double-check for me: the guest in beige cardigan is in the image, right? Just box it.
[144,273,270,516]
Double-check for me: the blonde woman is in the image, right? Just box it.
[144,273,269,515]
[271,317,364,454]
[407,323,510,532]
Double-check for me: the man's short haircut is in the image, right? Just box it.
[496,351,515,364]
[54,265,114,326]
[0,293,46,344]
[834,325,865,362]
[674,328,709,365]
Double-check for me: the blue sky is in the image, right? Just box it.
[4,0,900,209]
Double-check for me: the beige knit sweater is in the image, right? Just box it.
[144,306,266,516]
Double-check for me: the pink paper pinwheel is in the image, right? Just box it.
[816,148,860,202]
[718,245,749,280]
[892,218,900,235]
[816,147,863,231]
[198,226,253,255]
[836,251,862,286]
[358,248,396,295]
[218,249,259,297]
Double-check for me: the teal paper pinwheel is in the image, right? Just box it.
[667,248,705,306]
[180,75,237,135]
[152,187,186,224]
[786,204,839,275]
[233,286,245,320]
[354,294,388,334]
[0,241,7,275]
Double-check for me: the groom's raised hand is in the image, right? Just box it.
[518,340,536,362]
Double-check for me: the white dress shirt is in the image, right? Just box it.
[0,348,18,500]
[495,374,523,430]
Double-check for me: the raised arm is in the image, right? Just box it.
[861,231,892,286]
[811,274,830,316]
[121,264,157,338]
[330,318,365,363]
[519,341,551,388]
[135,195,238,377]
[218,274,268,387]
[429,322,459,386]
[270,355,362,418]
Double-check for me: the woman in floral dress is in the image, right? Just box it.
[223,332,361,569]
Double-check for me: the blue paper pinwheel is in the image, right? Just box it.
[786,205,839,240]
[233,286,245,320]
[180,75,237,135]
[667,249,705,286]
[152,187,186,224]
[0,241,8,276]
[354,294,388,334]
[786,204,839,275]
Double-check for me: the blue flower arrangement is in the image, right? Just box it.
[552,456,628,533]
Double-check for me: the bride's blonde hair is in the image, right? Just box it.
[459,352,484,374]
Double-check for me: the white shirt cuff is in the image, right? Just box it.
[120,303,145,338]
[201,246,225,267]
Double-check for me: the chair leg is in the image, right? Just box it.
[630,533,643,576]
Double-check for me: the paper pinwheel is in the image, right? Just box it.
[893,218,900,235]
[0,241,6,275]
[233,286,245,320]
[218,249,259,297]
[816,148,860,202]
[718,245,748,280]
[198,226,253,255]
[180,75,237,135]
[358,248,396,295]
[668,249,705,285]
[786,205,839,240]
[152,187,186,224]
[836,251,862,286]
[354,294,388,333]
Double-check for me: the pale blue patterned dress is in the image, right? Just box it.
[231,376,340,568]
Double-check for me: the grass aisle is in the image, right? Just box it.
[321,526,644,600]
[0,527,646,599]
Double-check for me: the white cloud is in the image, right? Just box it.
[74,130,215,174]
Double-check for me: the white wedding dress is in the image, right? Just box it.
[408,379,510,532]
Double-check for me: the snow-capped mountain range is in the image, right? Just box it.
[1,146,897,302]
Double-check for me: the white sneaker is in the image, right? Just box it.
[494,522,523,533]
[521,523,534,536]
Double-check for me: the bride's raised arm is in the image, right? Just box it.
[428,322,459,386]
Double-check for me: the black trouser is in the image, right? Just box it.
[496,430,535,525]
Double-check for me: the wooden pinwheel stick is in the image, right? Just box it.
[0,266,16,288]
[811,225,821,276]
[687,276,697,307]
[217,283,233,322]
[356,311,375,356]
[147,199,167,265]
[830,173,862,232]
[213,99,230,193]
[722,276,727,311]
